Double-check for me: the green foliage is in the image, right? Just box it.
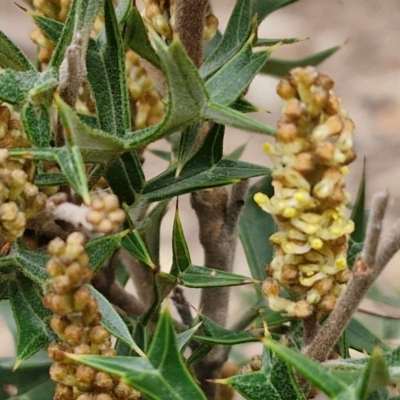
[0,0,393,400]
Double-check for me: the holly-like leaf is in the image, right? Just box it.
[177,323,202,353]
[105,152,145,206]
[143,125,270,201]
[88,285,145,357]
[0,353,54,400]
[200,0,253,80]
[239,175,275,299]
[123,6,161,69]
[231,97,260,113]
[56,95,125,163]
[261,44,343,77]
[264,337,354,399]
[194,314,260,345]
[255,37,305,47]
[220,345,304,400]
[171,206,191,276]
[86,231,126,272]
[120,229,156,269]
[95,0,131,136]
[0,30,34,71]
[9,275,56,366]
[14,244,49,286]
[69,308,206,399]
[178,265,253,288]
[251,0,299,25]
[21,102,52,147]
[0,68,57,104]
[206,42,270,106]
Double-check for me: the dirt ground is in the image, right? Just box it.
[1,1,400,398]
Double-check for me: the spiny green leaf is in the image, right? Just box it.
[178,265,253,288]
[96,0,131,136]
[0,30,34,71]
[206,43,269,106]
[120,229,156,268]
[221,346,304,400]
[138,199,170,268]
[9,275,56,366]
[227,142,248,160]
[231,97,260,113]
[56,95,125,163]
[177,323,202,353]
[105,151,145,205]
[15,244,49,285]
[86,231,126,272]
[31,14,63,45]
[88,285,145,357]
[176,122,202,177]
[171,207,192,276]
[55,147,90,204]
[0,68,57,104]
[143,125,269,202]
[255,37,305,47]
[21,102,52,147]
[264,337,352,398]
[200,0,253,80]
[123,6,161,69]
[251,0,299,25]
[194,314,260,345]
[239,175,275,299]
[146,307,207,399]
[69,308,206,399]
[73,0,104,47]
[346,318,390,354]
[202,102,276,135]
[261,44,343,77]
[48,0,77,68]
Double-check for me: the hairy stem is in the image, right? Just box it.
[173,0,208,68]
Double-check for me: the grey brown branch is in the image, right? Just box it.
[303,191,400,362]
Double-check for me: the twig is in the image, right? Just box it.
[303,191,398,362]
[302,312,319,348]
[171,286,193,326]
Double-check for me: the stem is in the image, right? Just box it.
[303,192,399,362]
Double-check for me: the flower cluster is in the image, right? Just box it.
[0,149,46,242]
[0,104,30,149]
[44,232,141,400]
[86,192,126,235]
[255,67,355,318]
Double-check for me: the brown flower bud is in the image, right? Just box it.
[50,315,69,336]
[75,365,96,388]
[276,79,296,100]
[293,300,313,319]
[318,294,337,313]
[276,123,298,143]
[324,93,341,115]
[44,293,74,315]
[292,152,314,174]
[281,264,298,282]
[89,326,109,345]
[262,279,280,297]
[53,275,73,295]
[94,372,114,391]
[54,383,73,400]
[74,344,92,355]
[114,382,141,400]
[282,98,303,121]
[73,286,91,312]
[334,268,351,284]
[64,324,84,346]
[315,141,334,163]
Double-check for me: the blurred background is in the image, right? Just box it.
[1,0,400,384]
